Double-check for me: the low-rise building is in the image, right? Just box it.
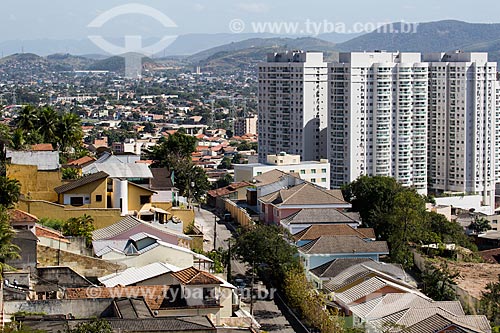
[234,152,330,189]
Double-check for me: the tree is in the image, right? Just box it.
[176,164,211,205]
[147,130,197,168]
[341,176,401,239]
[233,225,300,284]
[213,174,233,189]
[231,153,242,164]
[0,177,21,208]
[10,128,26,151]
[284,268,346,333]
[469,217,492,234]
[62,215,95,247]
[218,156,232,170]
[387,189,427,268]
[1,321,45,332]
[68,318,112,333]
[56,112,83,152]
[427,212,475,250]
[61,168,80,180]
[480,274,500,326]
[0,208,20,272]
[36,107,58,144]
[15,105,38,134]
[0,124,11,176]
[421,261,459,301]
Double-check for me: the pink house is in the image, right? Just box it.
[258,182,352,225]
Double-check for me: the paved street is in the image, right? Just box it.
[195,207,296,333]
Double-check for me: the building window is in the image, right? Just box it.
[300,170,306,174]
[257,172,262,176]
[70,197,84,207]
[321,168,327,173]
[311,178,316,183]
[140,195,151,205]
[321,178,327,183]
[96,195,103,202]
[311,169,316,174]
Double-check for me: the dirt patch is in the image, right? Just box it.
[447,261,500,299]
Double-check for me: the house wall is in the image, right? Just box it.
[169,208,195,232]
[60,178,107,209]
[128,183,154,212]
[156,307,220,318]
[7,238,37,271]
[101,245,194,269]
[219,286,233,318]
[4,299,113,321]
[224,200,253,230]
[276,208,300,221]
[7,164,62,202]
[17,199,122,229]
[37,245,126,279]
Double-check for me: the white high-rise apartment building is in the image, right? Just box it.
[257,50,498,204]
[328,52,429,194]
[257,51,328,163]
[423,51,497,207]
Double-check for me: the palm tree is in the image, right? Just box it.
[15,105,38,133]
[0,208,20,326]
[0,124,11,176]
[0,177,21,208]
[10,128,26,151]
[56,112,83,152]
[36,107,58,144]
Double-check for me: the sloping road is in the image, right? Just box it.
[195,207,296,333]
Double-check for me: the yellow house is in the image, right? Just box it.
[54,171,156,215]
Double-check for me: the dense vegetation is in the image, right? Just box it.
[147,130,210,204]
[342,176,475,268]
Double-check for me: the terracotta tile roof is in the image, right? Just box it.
[207,182,251,198]
[171,267,222,285]
[66,156,96,167]
[35,224,70,243]
[135,160,153,165]
[31,143,54,151]
[260,182,348,206]
[93,138,108,147]
[54,171,109,194]
[65,286,168,310]
[293,225,375,242]
[9,209,38,224]
[253,169,292,186]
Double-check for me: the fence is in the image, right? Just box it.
[412,250,481,313]
[224,199,254,230]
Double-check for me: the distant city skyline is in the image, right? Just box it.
[2,0,500,41]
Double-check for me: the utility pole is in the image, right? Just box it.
[249,259,255,329]
[213,215,217,251]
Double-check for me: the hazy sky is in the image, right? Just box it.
[3,0,500,41]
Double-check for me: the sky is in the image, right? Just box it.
[2,0,500,41]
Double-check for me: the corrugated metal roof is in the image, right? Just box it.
[54,171,108,194]
[99,262,180,287]
[92,216,191,241]
[7,150,60,170]
[83,161,153,179]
